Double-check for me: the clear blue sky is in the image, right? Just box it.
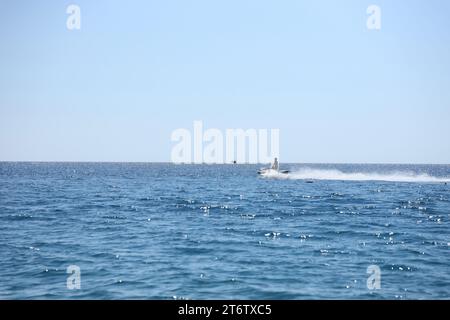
[1,0,449,163]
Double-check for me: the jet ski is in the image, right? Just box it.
[258,158,289,176]
[257,168,290,175]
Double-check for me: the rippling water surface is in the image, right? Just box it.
[0,162,449,299]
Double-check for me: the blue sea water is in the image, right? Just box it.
[0,162,449,299]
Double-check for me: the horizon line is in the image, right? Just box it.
[1,161,450,166]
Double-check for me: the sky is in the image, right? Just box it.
[1,0,450,163]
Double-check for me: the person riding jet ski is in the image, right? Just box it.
[271,157,279,171]
[257,157,289,175]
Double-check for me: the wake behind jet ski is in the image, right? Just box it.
[257,158,290,175]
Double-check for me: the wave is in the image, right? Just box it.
[263,168,450,183]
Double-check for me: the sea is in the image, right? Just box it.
[0,162,449,299]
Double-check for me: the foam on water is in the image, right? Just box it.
[263,168,450,183]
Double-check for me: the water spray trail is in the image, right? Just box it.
[261,168,450,183]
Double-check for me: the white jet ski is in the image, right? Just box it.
[258,158,289,176]
[257,168,290,175]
